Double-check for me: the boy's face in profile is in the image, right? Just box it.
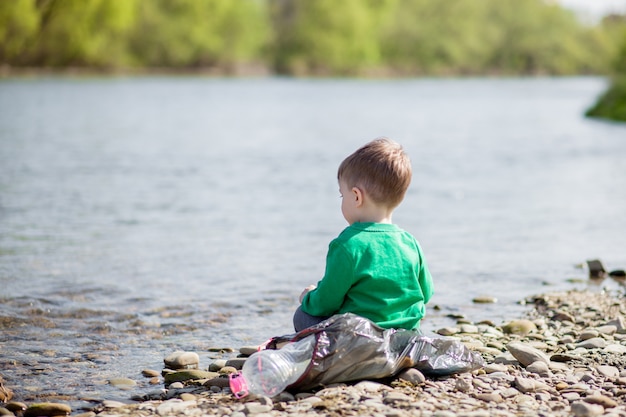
[339,180,359,225]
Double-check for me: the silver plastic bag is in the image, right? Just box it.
[266,313,484,391]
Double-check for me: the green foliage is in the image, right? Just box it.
[0,0,624,76]
[270,0,396,75]
[128,0,270,69]
[0,0,39,64]
[586,24,626,122]
[31,0,138,67]
[585,77,626,121]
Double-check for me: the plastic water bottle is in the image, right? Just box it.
[229,335,315,398]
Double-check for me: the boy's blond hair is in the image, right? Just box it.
[338,137,412,209]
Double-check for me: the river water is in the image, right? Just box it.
[1,76,625,408]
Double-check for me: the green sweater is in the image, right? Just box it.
[301,222,434,329]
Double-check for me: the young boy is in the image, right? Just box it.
[293,137,434,332]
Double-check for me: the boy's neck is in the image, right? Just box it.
[352,204,393,225]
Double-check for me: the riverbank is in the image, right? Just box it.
[2,288,626,417]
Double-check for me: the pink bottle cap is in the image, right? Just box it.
[229,372,249,399]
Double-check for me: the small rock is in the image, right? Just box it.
[584,394,618,408]
[108,378,137,389]
[164,370,218,384]
[239,346,259,356]
[24,403,71,417]
[595,325,617,335]
[578,329,599,341]
[576,338,607,349]
[0,408,14,417]
[397,368,425,385]
[506,342,550,366]
[501,320,537,336]
[604,344,626,354]
[156,400,195,416]
[474,392,503,403]
[514,376,550,393]
[436,327,459,336]
[526,361,551,377]
[244,402,272,414]
[459,324,478,334]
[472,296,497,304]
[571,401,604,417]
[383,391,412,404]
[102,401,126,409]
[142,369,160,378]
[4,403,26,414]
[225,358,247,370]
[596,365,619,378]
[454,378,471,393]
[164,351,199,370]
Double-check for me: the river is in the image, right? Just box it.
[1,76,625,408]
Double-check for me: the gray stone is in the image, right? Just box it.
[506,342,550,367]
[571,401,604,417]
[576,337,607,349]
[454,378,471,393]
[244,403,272,414]
[501,320,537,336]
[24,403,71,417]
[472,296,497,304]
[156,400,195,416]
[225,358,247,370]
[397,368,425,385]
[474,392,503,403]
[584,394,618,408]
[526,360,551,377]
[596,325,617,335]
[239,346,260,356]
[578,329,599,341]
[513,376,550,393]
[436,327,459,336]
[596,365,619,378]
[163,351,199,369]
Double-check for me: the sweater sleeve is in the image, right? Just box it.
[300,240,354,317]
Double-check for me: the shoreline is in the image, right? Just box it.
[3,288,626,417]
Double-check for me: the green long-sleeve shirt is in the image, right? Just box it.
[301,222,434,329]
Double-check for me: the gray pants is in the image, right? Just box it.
[292,306,330,332]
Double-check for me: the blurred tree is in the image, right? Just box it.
[586,19,626,121]
[270,0,396,75]
[0,0,40,65]
[128,0,270,70]
[30,0,138,68]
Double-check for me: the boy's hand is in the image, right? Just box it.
[299,285,317,303]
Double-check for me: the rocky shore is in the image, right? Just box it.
[2,288,626,417]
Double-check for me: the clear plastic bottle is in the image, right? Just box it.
[229,335,315,398]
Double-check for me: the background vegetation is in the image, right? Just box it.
[1,0,625,77]
[586,22,626,122]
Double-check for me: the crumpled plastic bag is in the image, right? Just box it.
[266,313,484,391]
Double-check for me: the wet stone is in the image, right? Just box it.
[163,351,199,370]
[24,403,71,417]
[164,370,218,384]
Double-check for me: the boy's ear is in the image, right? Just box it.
[352,187,364,207]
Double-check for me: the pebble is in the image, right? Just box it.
[501,319,537,335]
[397,368,425,385]
[163,351,200,370]
[108,378,137,389]
[24,403,71,417]
[571,401,605,417]
[506,342,550,366]
[472,296,497,304]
